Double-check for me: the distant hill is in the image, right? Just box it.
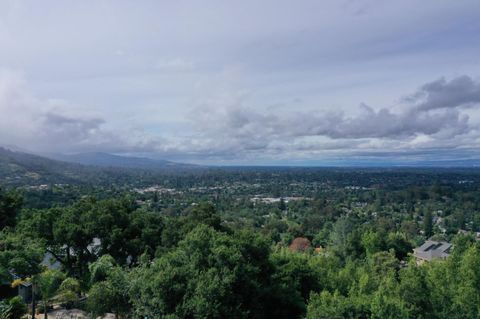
[0,147,198,187]
[46,152,197,170]
[0,146,97,186]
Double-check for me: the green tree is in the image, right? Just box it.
[0,189,22,230]
[87,255,131,319]
[329,216,354,259]
[423,210,433,238]
[386,232,413,260]
[398,262,432,318]
[306,291,368,319]
[130,225,273,319]
[52,199,98,276]
[36,269,66,319]
[56,277,81,306]
[187,202,222,230]
[279,198,286,211]
[452,245,480,318]
[370,290,408,319]
[361,230,384,257]
[0,232,44,282]
[269,250,321,318]
[0,296,27,319]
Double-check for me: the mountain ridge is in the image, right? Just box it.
[45,151,198,170]
[0,147,199,187]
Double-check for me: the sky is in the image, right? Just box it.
[1,0,480,165]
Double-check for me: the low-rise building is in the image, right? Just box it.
[412,240,452,264]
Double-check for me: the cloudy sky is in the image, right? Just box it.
[1,0,480,165]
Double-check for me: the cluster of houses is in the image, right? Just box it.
[250,196,311,204]
[133,185,179,194]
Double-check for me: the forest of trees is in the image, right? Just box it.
[1,168,480,318]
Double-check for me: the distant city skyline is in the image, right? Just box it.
[1,0,480,165]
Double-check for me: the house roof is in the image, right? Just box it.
[413,240,452,261]
[42,252,62,270]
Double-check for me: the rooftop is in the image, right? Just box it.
[413,240,452,262]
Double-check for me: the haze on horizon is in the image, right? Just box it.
[1,0,480,165]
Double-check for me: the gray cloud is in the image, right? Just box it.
[284,105,468,139]
[191,90,471,142]
[405,75,480,111]
[182,75,478,161]
[40,112,105,142]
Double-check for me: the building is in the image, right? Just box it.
[17,280,32,303]
[0,274,33,303]
[412,240,452,264]
[0,251,64,303]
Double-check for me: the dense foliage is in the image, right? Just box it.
[1,167,480,318]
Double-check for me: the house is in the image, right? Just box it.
[412,240,452,264]
[16,279,32,303]
[1,274,33,303]
[1,251,64,303]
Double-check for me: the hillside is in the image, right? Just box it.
[0,147,193,187]
[0,147,112,186]
[46,152,197,170]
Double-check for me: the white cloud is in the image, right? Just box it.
[0,69,162,153]
[1,1,480,163]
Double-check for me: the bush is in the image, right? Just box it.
[6,296,27,319]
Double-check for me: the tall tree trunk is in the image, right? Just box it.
[66,245,71,274]
[78,250,84,277]
[43,300,48,319]
[31,284,35,319]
